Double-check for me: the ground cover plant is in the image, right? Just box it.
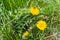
[0,0,60,40]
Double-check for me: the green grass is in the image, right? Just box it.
[0,0,60,40]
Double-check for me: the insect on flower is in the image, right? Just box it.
[30,7,39,15]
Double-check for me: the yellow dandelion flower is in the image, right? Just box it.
[23,31,29,37]
[36,20,47,30]
[30,7,39,15]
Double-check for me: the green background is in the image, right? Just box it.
[0,0,60,40]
